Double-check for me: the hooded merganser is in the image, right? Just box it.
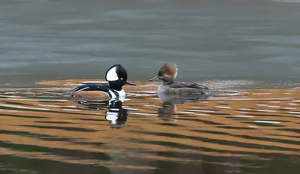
[149,62,209,95]
[71,64,135,99]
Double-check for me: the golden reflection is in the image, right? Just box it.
[157,93,210,121]
[0,79,300,173]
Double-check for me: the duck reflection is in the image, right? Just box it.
[157,93,210,121]
[158,101,177,121]
[76,99,128,129]
[105,100,127,129]
[158,92,210,104]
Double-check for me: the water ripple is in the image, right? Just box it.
[0,86,300,173]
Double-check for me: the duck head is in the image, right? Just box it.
[105,64,135,90]
[149,62,178,85]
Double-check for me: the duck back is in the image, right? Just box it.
[158,81,209,95]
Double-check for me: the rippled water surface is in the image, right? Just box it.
[1,0,300,88]
[0,80,300,174]
[1,0,300,173]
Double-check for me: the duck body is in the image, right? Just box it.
[71,64,134,99]
[158,81,209,95]
[150,62,209,95]
[71,83,125,98]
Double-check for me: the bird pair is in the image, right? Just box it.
[71,62,209,99]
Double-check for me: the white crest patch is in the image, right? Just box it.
[174,68,178,79]
[106,67,118,81]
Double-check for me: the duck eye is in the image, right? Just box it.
[120,78,123,80]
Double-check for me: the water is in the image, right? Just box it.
[1,0,300,88]
[0,80,300,173]
[1,0,300,173]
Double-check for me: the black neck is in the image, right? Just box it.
[109,81,123,91]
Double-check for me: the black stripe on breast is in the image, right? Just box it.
[108,89,119,98]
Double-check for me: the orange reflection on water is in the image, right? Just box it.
[0,79,300,173]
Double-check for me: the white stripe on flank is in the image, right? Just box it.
[78,87,90,91]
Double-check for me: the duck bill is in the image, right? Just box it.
[149,76,159,81]
[125,81,136,86]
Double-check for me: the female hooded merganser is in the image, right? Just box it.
[71,64,135,99]
[149,62,209,95]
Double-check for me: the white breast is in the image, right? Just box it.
[117,89,125,97]
[157,84,170,94]
[109,89,126,98]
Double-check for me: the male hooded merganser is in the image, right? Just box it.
[71,64,135,99]
[149,62,209,95]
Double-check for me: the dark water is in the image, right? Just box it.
[1,0,300,88]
